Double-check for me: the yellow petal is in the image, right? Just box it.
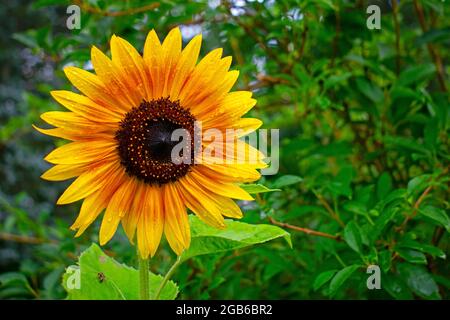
[177,176,226,229]
[50,90,123,122]
[63,66,121,111]
[137,186,164,258]
[143,30,163,99]
[91,45,140,110]
[200,163,262,183]
[99,177,137,245]
[44,140,116,164]
[122,181,146,243]
[57,160,120,205]
[33,125,114,142]
[181,174,243,219]
[160,27,182,97]
[169,34,202,99]
[190,167,253,200]
[41,163,89,181]
[220,91,256,117]
[163,183,190,255]
[72,168,127,236]
[201,138,266,166]
[143,29,162,57]
[72,190,107,237]
[196,70,240,119]
[179,50,230,112]
[33,125,83,141]
[178,48,223,103]
[40,111,116,133]
[110,36,150,101]
[233,118,263,136]
[214,196,243,219]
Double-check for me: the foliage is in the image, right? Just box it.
[62,244,179,300]
[1,0,449,300]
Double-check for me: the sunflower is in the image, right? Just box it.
[35,27,266,258]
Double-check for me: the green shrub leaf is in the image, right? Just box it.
[180,216,292,261]
[329,264,360,297]
[273,175,303,188]
[240,183,281,194]
[62,244,178,300]
[343,221,362,253]
[398,263,440,299]
[420,206,450,231]
[313,270,337,291]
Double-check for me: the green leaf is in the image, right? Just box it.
[397,239,446,259]
[396,248,427,265]
[0,272,29,288]
[396,64,436,87]
[390,86,421,101]
[313,270,337,291]
[329,264,360,297]
[12,32,38,48]
[384,136,430,156]
[356,78,384,104]
[272,175,303,188]
[415,28,450,46]
[343,221,362,254]
[62,244,178,300]
[324,73,351,90]
[181,216,292,261]
[376,172,392,200]
[343,201,367,216]
[420,206,450,231]
[370,206,399,244]
[379,250,392,273]
[397,263,441,299]
[240,184,281,194]
[379,189,407,208]
[407,175,430,196]
[327,165,354,198]
[383,274,413,299]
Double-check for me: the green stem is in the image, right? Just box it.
[154,256,182,300]
[139,255,150,300]
[334,252,347,268]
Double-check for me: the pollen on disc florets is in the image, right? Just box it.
[115,97,196,185]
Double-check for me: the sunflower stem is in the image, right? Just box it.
[138,255,150,300]
[154,255,182,300]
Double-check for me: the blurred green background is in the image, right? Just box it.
[0,0,449,299]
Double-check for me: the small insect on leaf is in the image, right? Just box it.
[97,272,106,283]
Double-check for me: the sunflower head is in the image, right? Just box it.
[35,27,266,258]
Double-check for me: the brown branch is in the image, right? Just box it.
[432,226,445,246]
[0,232,57,245]
[397,185,433,232]
[413,0,447,92]
[0,232,115,260]
[269,217,340,241]
[240,74,288,91]
[74,0,160,17]
[313,190,345,227]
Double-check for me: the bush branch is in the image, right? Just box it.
[74,1,160,17]
[269,217,340,241]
